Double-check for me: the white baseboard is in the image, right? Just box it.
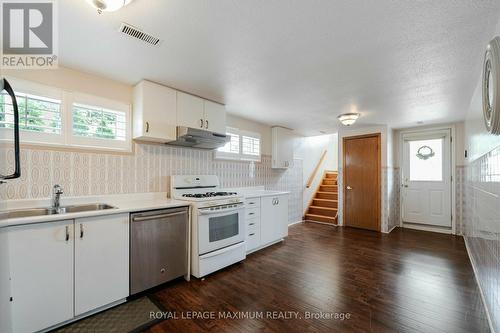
[383,225,397,234]
[288,220,304,226]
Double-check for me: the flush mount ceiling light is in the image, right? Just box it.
[86,0,134,13]
[337,113,360,126]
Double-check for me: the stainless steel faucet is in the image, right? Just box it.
[52,185,64,211]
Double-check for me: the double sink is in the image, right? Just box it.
[3,204,116,219]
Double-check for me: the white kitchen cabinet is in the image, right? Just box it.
[177,91,205,130]
[177,91,226,133]
[133,80,177,143]
[203,100,226,134]
[74,214,129,316]
[260,195,289,246]
[9,220,74,333]
[272,127,295,169]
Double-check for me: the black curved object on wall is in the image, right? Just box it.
[0,78,21,182]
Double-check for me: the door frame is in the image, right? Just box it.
[398,125,456,234]
[342,133,381,232]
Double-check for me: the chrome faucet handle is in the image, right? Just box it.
[53,184,64,194]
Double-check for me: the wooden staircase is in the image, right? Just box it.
[305,171,338,224]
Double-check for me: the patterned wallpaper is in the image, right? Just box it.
[461,146,500,332]
[0,144,304,224]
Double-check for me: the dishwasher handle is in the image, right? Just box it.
[132,210,187,222]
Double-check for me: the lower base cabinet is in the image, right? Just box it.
[7,214,129,333]
[9,220,74,333]
[75,214,129,316]
[261,195,289,246]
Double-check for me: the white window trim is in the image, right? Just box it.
[215,127,261,162]
[68,93,132,152]
[0,77,132,152]
[0,77,65,145]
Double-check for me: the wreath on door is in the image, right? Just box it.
[416,146,435,160]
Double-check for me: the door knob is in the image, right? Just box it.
[346,186,352,190]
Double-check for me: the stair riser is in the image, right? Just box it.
[325,173,337,179]
[305,214,337,224]
[308,207,337,217]
[316,193,338,200]
[322,180,337,185]
[313,200,337,208]
[320,186,337,192]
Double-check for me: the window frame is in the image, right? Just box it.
[0,78,65,145]
[0,78,132,152]
[68,93,132,151]
[215,127,261,162]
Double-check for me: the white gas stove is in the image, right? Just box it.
[171,175,246,278]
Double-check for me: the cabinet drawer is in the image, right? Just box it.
[247,220,260,234]
[245,198,261,208]
[247,217,260,228]
[246,230,261,252]
[246,207,260,219]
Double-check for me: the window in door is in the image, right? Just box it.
[408,138,443,181]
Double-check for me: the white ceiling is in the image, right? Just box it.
[59,0,500,135]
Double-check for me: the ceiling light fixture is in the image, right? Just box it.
[86,0,134,14]
[337,113,360,126]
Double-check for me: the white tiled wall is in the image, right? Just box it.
[0,144,304,224]
[461,147,500,332]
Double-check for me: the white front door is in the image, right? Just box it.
[402,129,452,227]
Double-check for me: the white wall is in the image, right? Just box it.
[295,134,338,213]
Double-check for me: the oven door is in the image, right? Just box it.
[197,204,245,255]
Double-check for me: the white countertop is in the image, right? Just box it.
[0,188,290,228]
[0,192,190,229]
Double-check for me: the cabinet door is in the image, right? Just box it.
[261,196,289,245]
[177,92,205,129]
[203,100,226,134]
[272,127,295,168]
[133,81,177,142]
[75,214,129,316]
[0,228,12,333]
[9,220,74,333]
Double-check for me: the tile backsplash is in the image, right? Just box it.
[0,144,303,224]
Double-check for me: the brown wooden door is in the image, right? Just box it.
[343,134,381,231]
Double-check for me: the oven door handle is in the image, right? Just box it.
[199,205,244,215]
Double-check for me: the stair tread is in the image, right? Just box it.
[313,198,338,202]
[309,205,337,211]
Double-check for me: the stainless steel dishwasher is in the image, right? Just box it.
[130,207,189,295]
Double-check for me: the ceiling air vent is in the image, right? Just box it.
[119,23,161,46]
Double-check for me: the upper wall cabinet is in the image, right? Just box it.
[177,92,226,134]
[272,127,295,169]
[133,81,177,143]
[203,100,226,134]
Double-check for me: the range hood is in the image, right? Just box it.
[166,126,230,149]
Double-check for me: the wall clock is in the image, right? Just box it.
[483,36,500,135]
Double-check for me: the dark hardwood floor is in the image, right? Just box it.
[145,223,490,333]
